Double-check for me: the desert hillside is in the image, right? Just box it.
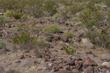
[0,0,110,73]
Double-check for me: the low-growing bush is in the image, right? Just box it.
[87,29,110,48]
[43,24,62,33]
[4,10,23,19]
[79,6,102,28]
[64,31,74,38]
[12,32,30,45]
[64,46,75,55]
[0,40,6,49]
[0,16,7,25]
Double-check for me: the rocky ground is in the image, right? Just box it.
[0,18,110,73]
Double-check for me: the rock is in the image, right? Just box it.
[6,70,20,73]
[83,57,97,68]
[101,53,110,61]
[101,62,110,68]
[0,67,6,73]
[81,38,94,49]
[83,66,94,73]
[75,59,83,70]
[72,69,80,73]
[56,70,73,73]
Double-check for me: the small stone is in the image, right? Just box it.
[101,62,110,68]
[101,53,110,61]
[0,67,5,73]
[83,57,97,68]
[72,69,80,73]
[83,66,94,73]
[81,38,94,49]
[56,70,73,73]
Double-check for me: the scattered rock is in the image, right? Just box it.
[101,62,110,68]
[0,67,6,73]
[56,70,73,73]
[101,53,110,61]
[83,66,94,73]
[72,69,80,73]
[83,57,97,68]
[81,38,94,49]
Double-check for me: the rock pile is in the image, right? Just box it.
[46,56,110,73]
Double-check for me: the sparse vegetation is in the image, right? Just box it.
[12,32,30,45]
[64,46,75,55]
[64,31,74,39]
[4,10,23,19]
[0,16,6,25]
[0,40,6,49]
[43,24,62,33]
[1,0,110,73]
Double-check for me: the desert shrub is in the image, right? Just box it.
[64,31,74,38]
[80,7,102,28]
[0,16,6,25]
[4,10,23,19]
[87,29,110,48]
[12,32,30,45]
[43,24,62,33]
[64,46,75,55]
[0,40,6,49]
[43,0,57,16]
[54,1,83,20]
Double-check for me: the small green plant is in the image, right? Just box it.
[12,32,30,45]
[0,40,6,49]
[4,10,23,19]
[64,31,74,38]
[43,24,62,33]
[64,46,75,55]
[0,16,6,25]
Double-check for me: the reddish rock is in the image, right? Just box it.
[83,57,97,67]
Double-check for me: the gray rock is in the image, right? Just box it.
[101,53,110,61]
[101,62,110,68]
[56,70,73,73]
[81,38,94,49]
[83,66,94,73]
[0,67,6,73]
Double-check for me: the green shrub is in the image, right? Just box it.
[4,10,23,19]
[80,7,102,28]
[64,46,75,55]
[87,29,110,48]
[64,31,74,38]
[0,16,6,25]
[12,32,30,45]
[43,0,57,16]
[43,24,62,33]
[0,40,6,49]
